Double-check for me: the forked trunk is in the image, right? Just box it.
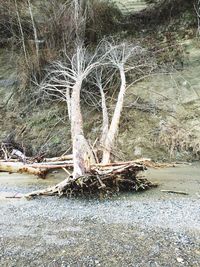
[71,80,95,179]
[102,66,126,164]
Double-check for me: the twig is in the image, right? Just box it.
[62,167,71,176]
[96,175,106,189]
[161,190,188,195]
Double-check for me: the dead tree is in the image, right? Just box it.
[39,1,96,179]
[27,0,39,60]
[14,0,29,65]
[95,42,144,163]
[40,39,150,178]
[39,1,151,179]
[40,44,105,179]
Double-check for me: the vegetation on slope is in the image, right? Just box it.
[0,0,199,161]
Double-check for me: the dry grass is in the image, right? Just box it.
[156,121,200,159]
[0,0,122,91]
[86,0,122,43]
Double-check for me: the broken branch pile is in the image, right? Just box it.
[25,162,156,198]
[0,147,158,198]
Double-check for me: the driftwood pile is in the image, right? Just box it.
[25,161,156,198]
[0,147,158,198]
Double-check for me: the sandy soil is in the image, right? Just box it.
[0,164,199,267]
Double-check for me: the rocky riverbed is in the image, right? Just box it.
[0,164,199,266]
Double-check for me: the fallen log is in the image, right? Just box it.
[132,158,176,168]
[0,162,47,177]
[28,161,142,171]
[27,158,173,172]
[0,159,18,162]
[91,158,176,169]
[29,159,149,170]
[44,154,73,162]
[28,161,73,169]
[0,158,174,178]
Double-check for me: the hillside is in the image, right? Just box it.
[0,0,198,161]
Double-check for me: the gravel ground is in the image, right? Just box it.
[0,165,200,267]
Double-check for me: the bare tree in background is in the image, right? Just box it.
[14,0,29,65]
[194,0,200,35]
[27,0,39,60]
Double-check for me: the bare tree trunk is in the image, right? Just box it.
[14,0,28,66]
[71,79,95,178]
[74,0,86,42]
[99,84,109,144]
[66,87,71,120]
[102,66,126,163]
[27,0,39,60]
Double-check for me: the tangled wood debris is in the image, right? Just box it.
[25,162,156,198]
[0,149,74,177]
[0,150,158,198]
[0,147,162,197]
[0,153,175,178]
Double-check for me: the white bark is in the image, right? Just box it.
[99,83,109,144]
[71,80,85,178]
[102,66,126,163]
[194,0,200,35]
[93,69,112,153]
[71,79,95,179]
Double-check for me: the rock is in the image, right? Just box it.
[176,257,184,263]
[0,78,18,88]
